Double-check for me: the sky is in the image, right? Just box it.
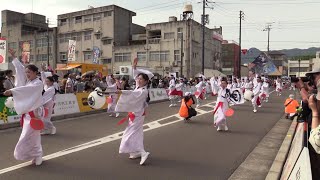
[1,0,319,51]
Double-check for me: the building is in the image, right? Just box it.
[312,51,320,70]
[114,18,223,78]
[57,5,137,74]
[287,59,312,77]
[221,40,240,76]
[268,51,288,76]
[1,10,57,69]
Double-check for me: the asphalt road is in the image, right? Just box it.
[0,90,291,180]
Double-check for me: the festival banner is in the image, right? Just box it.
[0,38,6,63]
[68,40,76,61]
[21,41,31,63]
[92,46,100,64]
[250,52,277,75]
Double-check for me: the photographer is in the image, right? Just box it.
[294,69,320,178]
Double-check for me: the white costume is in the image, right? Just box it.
[276,80,282,96]
[195,81,205,107]
[11,58,44,163]
[252,81,262,112]
[106,76,119,117]
[214,87,229,131]
[260,82,270,102]
[115,68,153,165]
[41,72,56,134]
[210,77,218,95]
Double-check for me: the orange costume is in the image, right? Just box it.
[179,98,194,118]
[284,98,299,114]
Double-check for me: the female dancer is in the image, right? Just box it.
[115,58,153,165]
[4,49,45,165]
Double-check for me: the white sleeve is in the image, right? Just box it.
[42,88,55,105]
[12,58,27,87]
[115,89,148,113]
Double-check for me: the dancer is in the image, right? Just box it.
[40,66,57,135]
[106,75,120,117]
[168,76,179,107]
[4,49,46,166]
[194,78,204,108]
[276,78,282,96]
[213,77,229,131]
[210,76,218,96]
[260,79,270,102]
[252,77,262,112]
[115,57,152,165]
[179,92,196,122]
[175,78,185,102]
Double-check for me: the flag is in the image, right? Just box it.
[251,53,277,75]
[68,40,76,61]
[0,38,6,63]
[92,46,100,64]
[228,88,245,105]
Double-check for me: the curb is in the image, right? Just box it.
[265,118,298,180]
[0,99,169,130]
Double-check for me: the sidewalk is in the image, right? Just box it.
[229,116,293,180]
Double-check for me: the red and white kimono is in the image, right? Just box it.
[213,87,229,131]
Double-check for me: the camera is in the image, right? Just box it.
[291,74,316,87]
[291,76,309,83]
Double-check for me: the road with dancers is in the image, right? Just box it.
[0,90,291,179]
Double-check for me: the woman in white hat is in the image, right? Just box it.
[115,57,153,165]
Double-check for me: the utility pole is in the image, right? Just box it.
[201,0,214,76]
[179,32,184,77]
[238,10,244,78]
[298,58,301,77]
[47,18,50,67]
[263,23,274,54]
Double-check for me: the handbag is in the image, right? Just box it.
[188,107,197,117]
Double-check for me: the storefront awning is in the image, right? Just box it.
[56,64,81,71]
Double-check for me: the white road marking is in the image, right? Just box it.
[0,101,216,175]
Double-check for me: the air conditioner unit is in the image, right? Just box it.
[120,67,128,73]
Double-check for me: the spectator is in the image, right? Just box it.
[3,70,15,90]
[0,76,7,96]
[284,94,299,119]
[65,74,74,93]
[121,77,131,90]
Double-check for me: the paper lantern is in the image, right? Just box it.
[87,91,105,109]
[5,97,14,109]
[225,108,234,117]
[30,118,44,130]
[244,90,253,101]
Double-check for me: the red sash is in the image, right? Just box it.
[213,102,223,115]
[117,111,146,125]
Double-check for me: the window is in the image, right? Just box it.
[104,11,112,17]
[84,31,92,40]
[29,40,33,49]
[84,52,92,60]
[137,52,146,61]
[84,15,92,22]
[102,59,112,64]
[60,19,67,26]
[8,42,17,49]
[8,30,12,37]
[60,52,67,61]
[174,50,180,61]
[177,27,183,32]
[29,55,34,61]
[36,38,52,47]
[75,16,82,24]
[96,34,101,39]
[71,32,82,41]
[36,54,50,61]
[103,39,112,45]
[115,53,131,62]
[164,32,174,39]
[150,51,170,61]
[93,14,101,21]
